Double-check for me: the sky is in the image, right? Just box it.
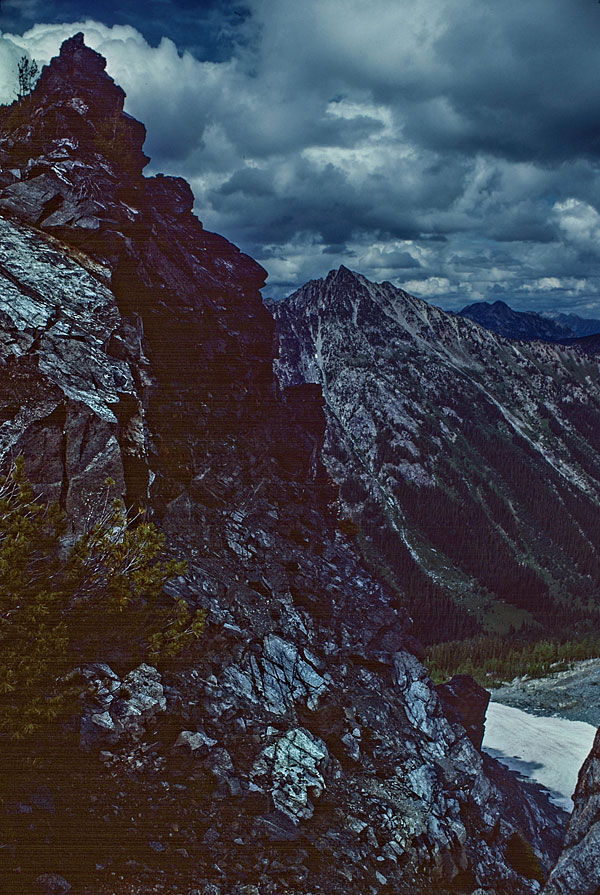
[1,1,600,314]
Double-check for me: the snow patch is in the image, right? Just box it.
[482,701,596,811]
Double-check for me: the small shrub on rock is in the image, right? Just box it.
[0,458,202,743]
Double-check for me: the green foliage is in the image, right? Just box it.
[505,831,545,884]
[426,632,600,687]
[0,459,203,742]
[0,458,70,739]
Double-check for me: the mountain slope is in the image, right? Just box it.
[559,332,600,357]
[0,34,568,895]
[458,299,574,341]
[271,267,600,645]
[459,301,600,357]
[547,311,600,338]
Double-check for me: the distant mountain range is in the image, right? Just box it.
[271,269,600,646]
[458,299,600,349]
[548,311,600,337]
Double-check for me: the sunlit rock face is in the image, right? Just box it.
[0,35,568,895]
[270,267,600,645]
[0,213,148,524]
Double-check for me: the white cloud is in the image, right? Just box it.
[0,34,28,102]
[402,276,453,298]
[553,199,600,252]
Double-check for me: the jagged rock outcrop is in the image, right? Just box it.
[436,675,490,751]
[270,267,600,645]
[0,36,568,895]
[0,33,330,525]
[543,728,600,894]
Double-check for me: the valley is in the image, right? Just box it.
[271,268,600,677]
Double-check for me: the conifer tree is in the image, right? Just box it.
[0,459,204,742]
[16,56,39,99]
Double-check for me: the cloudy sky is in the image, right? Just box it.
[1,0,600,314]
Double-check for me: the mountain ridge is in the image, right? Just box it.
[458,299,600,349]
[272,267,600,648]
[458,299,574,341]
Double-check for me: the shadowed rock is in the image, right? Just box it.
[543,728,600,894]
[436,674,491,750]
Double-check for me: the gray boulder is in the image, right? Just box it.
[251,727,330,822]
[80,663,166,747]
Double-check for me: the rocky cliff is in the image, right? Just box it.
[0,35,567,895]
[543,728,600,894]
[270,267,600,646]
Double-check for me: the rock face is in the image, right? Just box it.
[270,267,600,645]
[0,33,330,527]
[543,728,600,894]
[0,212,148,525]
[436,675,491,751]
[0,35,568,895]
[250,727,330,822]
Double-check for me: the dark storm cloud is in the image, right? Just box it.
[2,0,600,312]
[211,152,452,248]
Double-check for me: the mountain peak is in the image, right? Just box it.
[325,265,366,287]
[459,298,573,341]
[2,33,149,177]
[37,31,123,107]
[53,31,108,74]
[0,32,265,288]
